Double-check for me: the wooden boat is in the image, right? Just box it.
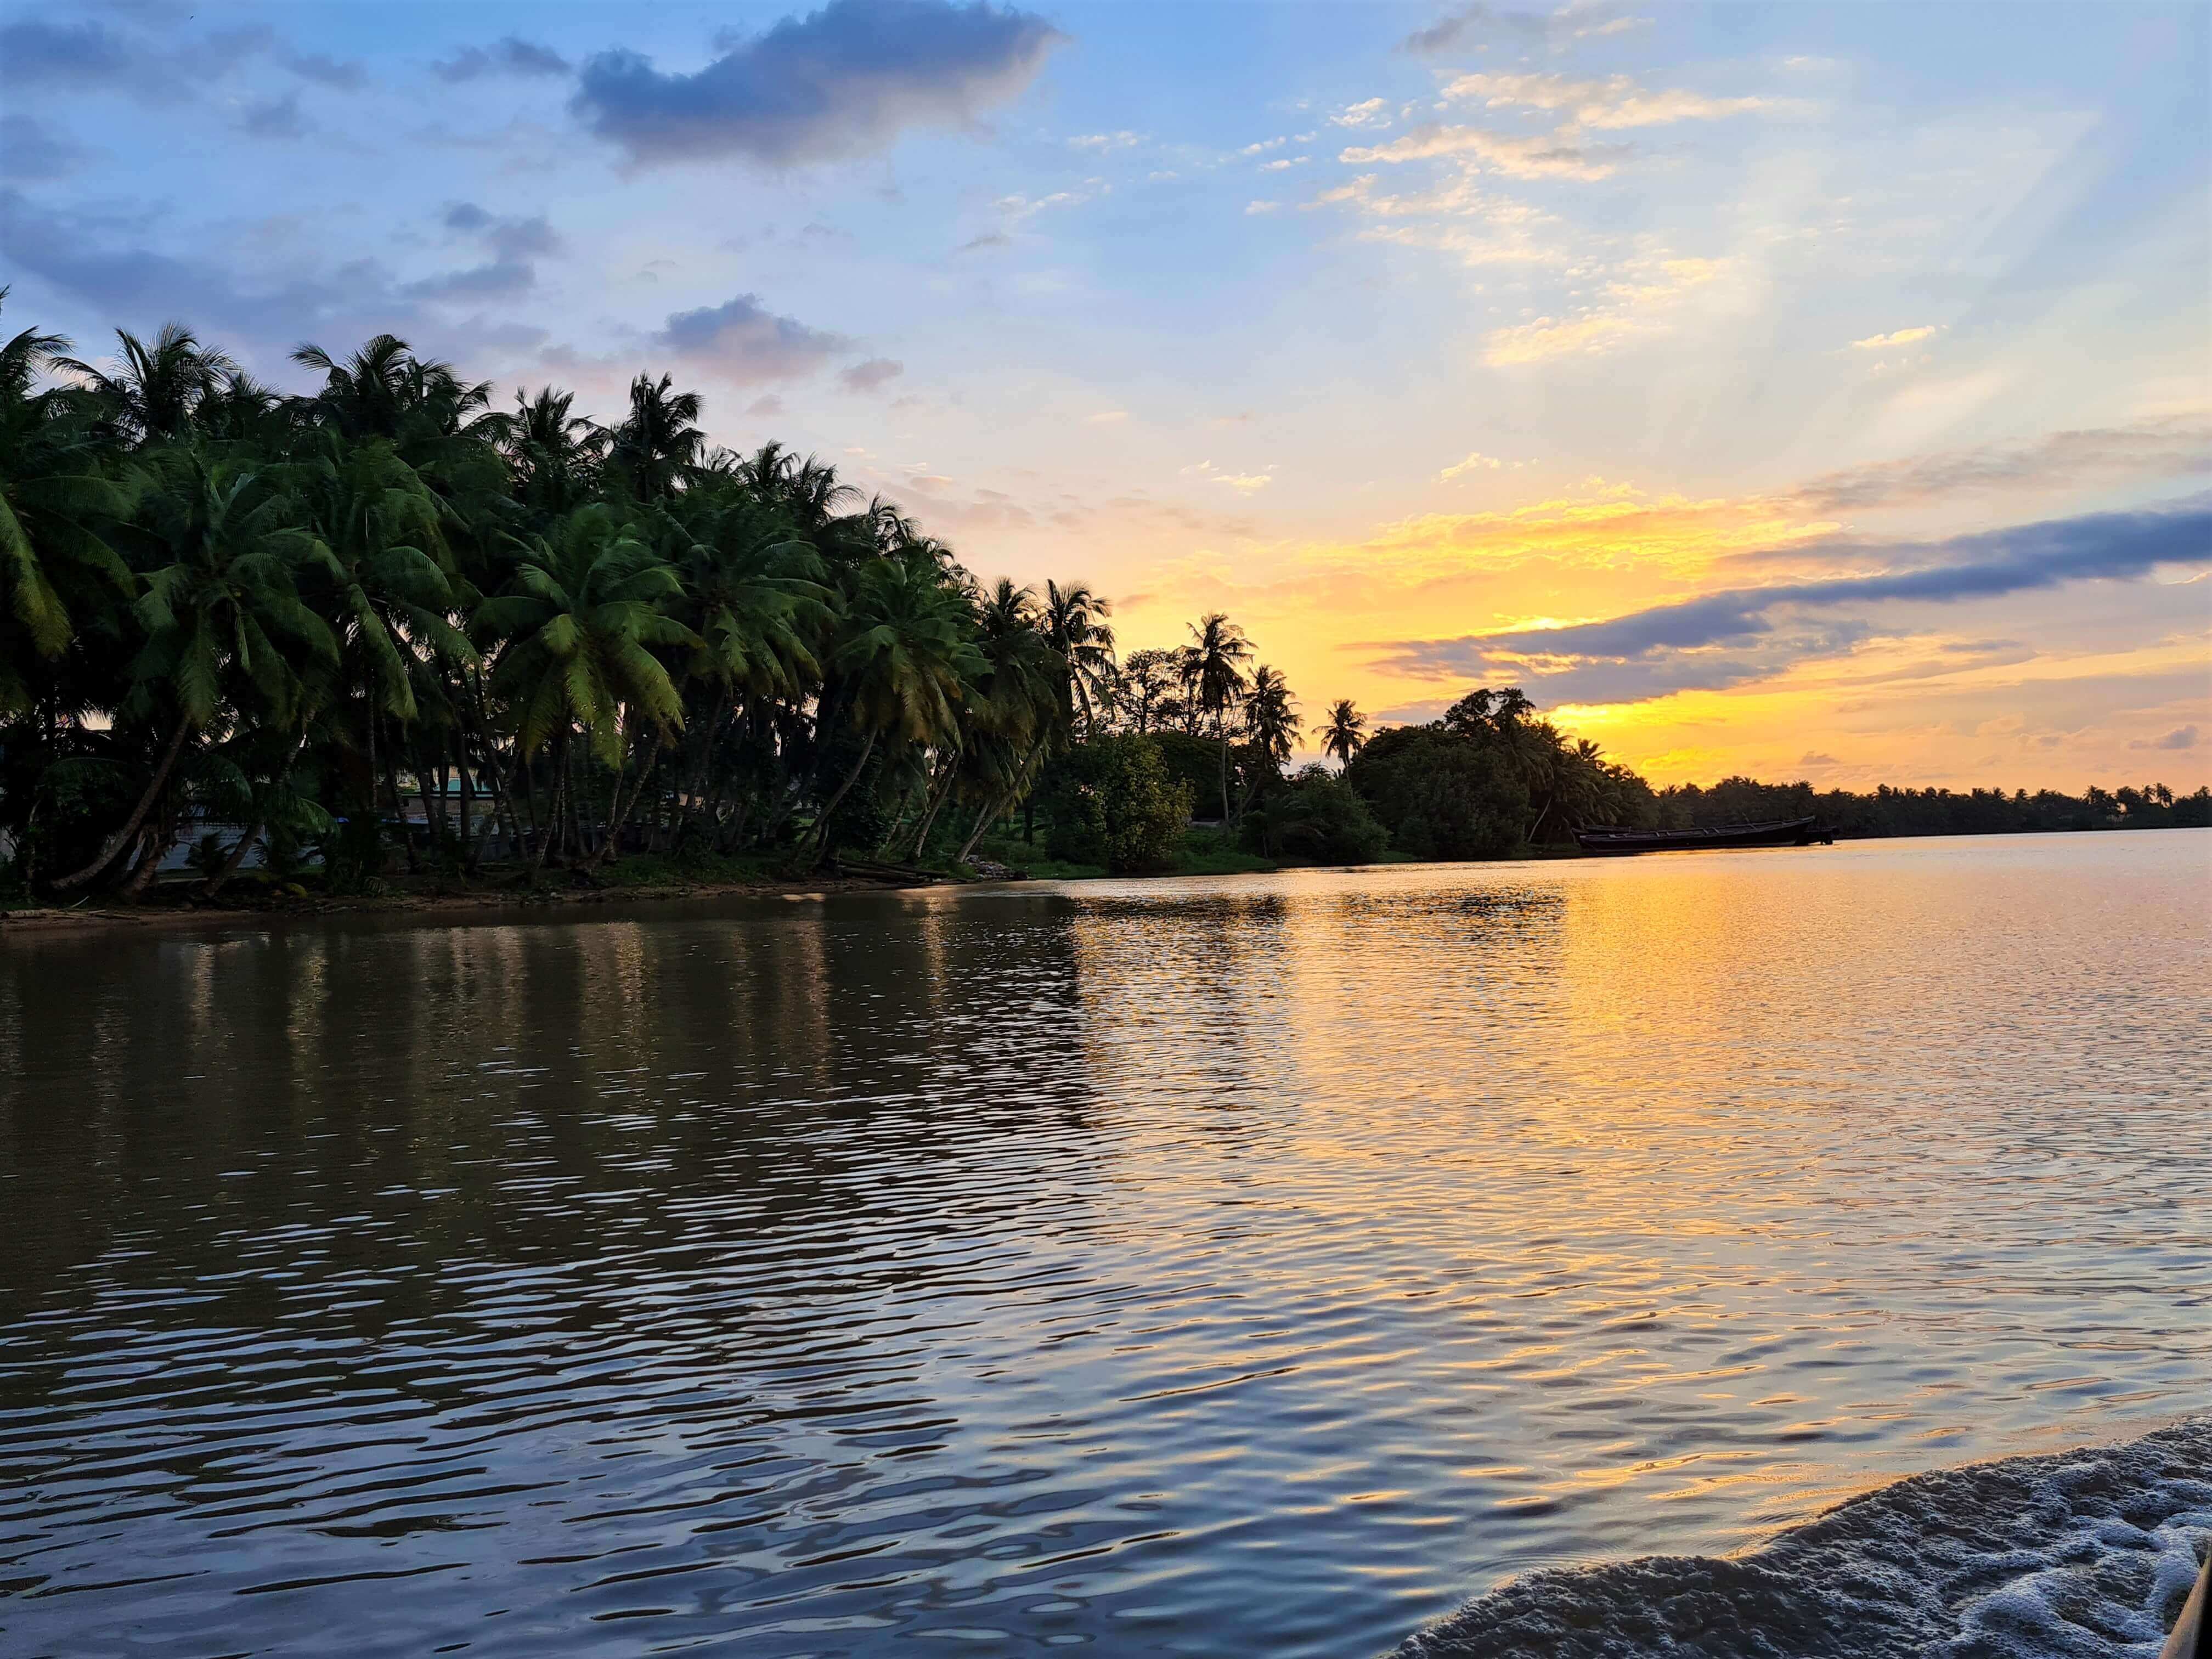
[1572,816,1836,855]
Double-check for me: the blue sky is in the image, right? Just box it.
[4,0,2207,785]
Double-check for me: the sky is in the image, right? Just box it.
[2,0,2207,789]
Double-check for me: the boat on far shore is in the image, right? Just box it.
[1572,815,1837,855]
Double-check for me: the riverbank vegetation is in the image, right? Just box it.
[2,304,2202,910]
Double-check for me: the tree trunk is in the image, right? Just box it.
[798,727,877,866]
[119,825,168,900]
[1218,728,1233,825]
[535,740,562,868]
[202,816,266,899]
[955,787,1015,867]
[597,733,662,866]
[380,720,417,875]
[907,755,961,860]
[1525,792,1555,845]
[49,712,194,891]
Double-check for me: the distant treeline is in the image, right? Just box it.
[1656,776,2210,838]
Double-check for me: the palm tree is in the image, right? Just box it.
[293,437,476,856]
[946,577,1064,863]
[496,385,606,516]
[49,454,336,891]
[609,374,704,500]
[806,552,980,865]
[0,301,135,686]
[1186,611,1252,822]
[1243,664,1300,770]
[652,489,831,842]
[475,505,697,863]
[1042,578,1115,735]
[57,322,238,445]
[1321,699,1366,765]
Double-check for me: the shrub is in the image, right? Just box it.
[1047,735,1196,873]
[1245,766,1389,864]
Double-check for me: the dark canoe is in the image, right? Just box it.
[1572,816,1836,855]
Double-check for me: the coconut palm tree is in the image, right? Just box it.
[496,385,607,516]
[608,374,704,500]
[475,505,697,863]
[49,454,336,891]
[1321,699,1366,765]
[945,577,1065,862]
[57,322,238,446]
[1243,664,1300,771]
[1186,611,1252,821]
[805,551,980,865]
[1042,578,1115,735]
[0,302,136,685]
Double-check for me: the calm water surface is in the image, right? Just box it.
[2,832,2207,1657]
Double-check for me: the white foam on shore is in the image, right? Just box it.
[1397,1418,2211,1658]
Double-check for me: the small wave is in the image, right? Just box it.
[1398,1419,2211,1658]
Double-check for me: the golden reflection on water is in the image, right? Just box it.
[0,833,2206,1659]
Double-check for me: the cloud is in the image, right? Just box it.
[957,229,1011,252]
[1069,129,1142,151]
[1800,751,1841,767]
[1182,459,1274,494]
[746,394,786,417]
[238,93,307,140]
[1792,418,2212,515]
[992,184,1103,222]
[1484,257,1725,363]
[284,52,367,91]
[1440,451,1506,479]
[0,17,363,100]
[0,187,553,369]
[1260,156,1309,172]
[572,0,1064,167]
[1245,200,1281,215]
[408,206,564,301]
[653,293,852,381]
[1370,501,2212,702]
[0,20,144,92]
[1331,98,1392,129]
[1403,4,1650,55]
[1441,71,1772,130]
[0,115,89,182]
[837,356,904,392]
[432,37,573,83]
[1340,123,1626,181]
[2132,725,2200,751]
[1849,324,1940,351]
[1085,410,1130,425]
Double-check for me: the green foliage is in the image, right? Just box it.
[1346,725,1528,861]
[0,294,2185,908]
[1244,766,1389,864]
[1172,827,1277,876]
[1046,733,1196,873]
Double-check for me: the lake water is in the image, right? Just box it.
[2,832,2207,1658]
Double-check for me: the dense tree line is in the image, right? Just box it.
[1657,776,2210,838]
[0,305,1142,893]
[2,301,2197,902]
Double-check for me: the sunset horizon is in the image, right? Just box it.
[5,0,2206,792]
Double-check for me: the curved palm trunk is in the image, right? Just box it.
[49,713,194,891]
[1218,727,1233,824]
[800,728,878,867]
[202,818,266,898]
[953,798,1000,867]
